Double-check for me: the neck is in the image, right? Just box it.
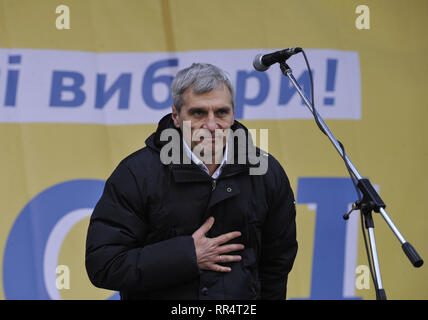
[203,145,226,173]
[182,137,228,176]
[205,163,220,176]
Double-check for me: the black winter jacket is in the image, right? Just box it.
[85,114,298,300]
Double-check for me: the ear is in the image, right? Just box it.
[171,105,180,128]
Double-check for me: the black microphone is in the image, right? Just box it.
[253,47,302,71]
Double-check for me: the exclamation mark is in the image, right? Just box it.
[324,59,337,106]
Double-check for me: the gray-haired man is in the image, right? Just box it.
[85,63,298,299]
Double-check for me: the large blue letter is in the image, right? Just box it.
[278,70,313,106]
[296,177,361,299]
[142,59,178,110]
[234,70,269,119]
[3,179,120,300]
[95,73,131,109]
[50,71,85,107]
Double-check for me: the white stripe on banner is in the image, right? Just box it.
[0,48,360,124]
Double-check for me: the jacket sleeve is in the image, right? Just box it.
[259,159,298,300]
[85,161,200,293]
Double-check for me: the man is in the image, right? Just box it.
[85,63,298,299]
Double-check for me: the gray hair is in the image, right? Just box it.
[171,63,235,113]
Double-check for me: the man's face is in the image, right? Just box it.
[172,84,234,161]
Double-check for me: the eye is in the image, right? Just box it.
[189,109,205,117]
[216,108,230,116]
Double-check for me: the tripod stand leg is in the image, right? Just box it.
[362,208,387,300]
[367,227,387,300]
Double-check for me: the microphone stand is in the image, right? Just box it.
[278,61,423,300]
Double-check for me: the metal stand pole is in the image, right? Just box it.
[279,62,423,299]
[363,209,387,300]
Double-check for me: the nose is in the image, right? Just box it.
[203,113,218,132]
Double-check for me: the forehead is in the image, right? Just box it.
[182,84,233,108]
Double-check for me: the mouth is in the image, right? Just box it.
[202,136,222,143]
[191,129,228,148]
[194,137,225,151]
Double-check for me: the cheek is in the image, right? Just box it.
[191,127,210,140]
[190,121,203,133]
[179,118,200,133]
[219,117,234,129]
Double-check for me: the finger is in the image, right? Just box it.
[213,231,242,245]
[216,243,245,255]
[216,254,242,263]
[194,217,215,238]
[210,264,232,273]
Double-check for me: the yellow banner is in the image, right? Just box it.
[0,0,427,300]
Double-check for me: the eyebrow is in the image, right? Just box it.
[216,106,232,112]
[187,107,207,114]
[187,106,232,113]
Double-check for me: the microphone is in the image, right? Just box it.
[253,47,302,71]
